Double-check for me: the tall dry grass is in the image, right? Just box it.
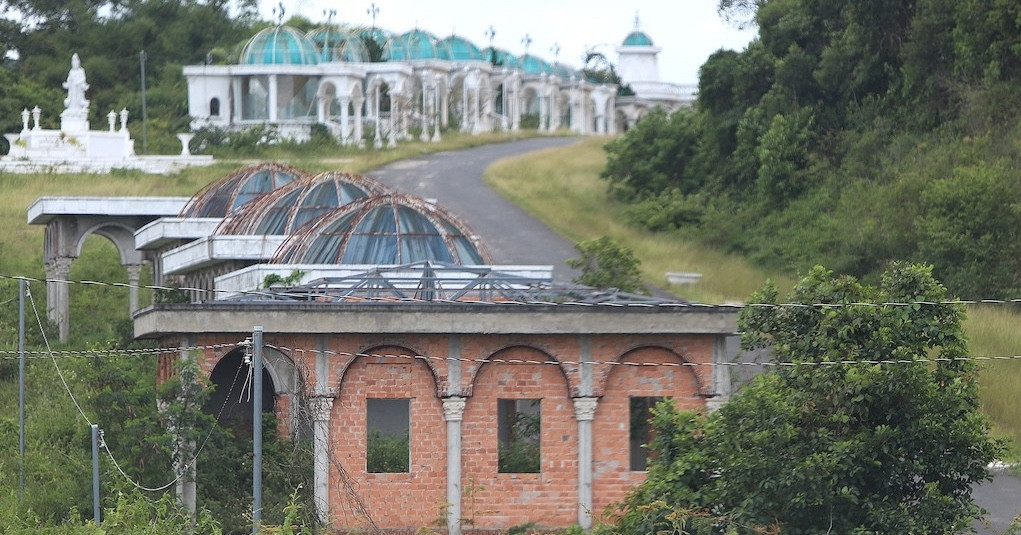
[485,138,791,304]
[486,137,1021,452]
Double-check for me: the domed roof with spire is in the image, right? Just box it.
[307,27,370,62]
[272,193,492,265]
[622,30,654,47]
[439,34,484,61]
[383,29,449,61]
[240,25,320,65]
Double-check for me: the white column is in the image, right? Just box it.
[353,97,365,147]
[339,97,351,144]
[420,84,431,142]
[443,396,467,535]
[311,396,335,525]
[573,397,598,529]
[706,335,733,412]
[268,75,279,122]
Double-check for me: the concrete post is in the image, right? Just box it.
[573,397,598,529]
[44,256,73,342]
[175,338,197,518]
[126,263,143,314]
[706,335,733,412]
[443,396,467,535]
[310,396,335,525]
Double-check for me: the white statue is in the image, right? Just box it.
[62,54,90,113]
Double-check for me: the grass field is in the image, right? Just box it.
[2,132,1019,451]
[485,138,1021,452]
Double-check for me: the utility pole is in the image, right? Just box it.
[139,50,148,154]
[91,424,100,524]
[252,326,264,534]
[18,279,26,502]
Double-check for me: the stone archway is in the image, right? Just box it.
[29,196,188,340]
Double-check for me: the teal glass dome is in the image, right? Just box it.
[383,29,449,61]
[216,171,390,235]
[439,35,483,61]
[520,54,553,75]
[622,31,654,47]
[181,163,306,218]
[484,48,519,69]
[272,193,492,265]
[307,28,370,62]
[551,62,580,80]
[240,25,320,65]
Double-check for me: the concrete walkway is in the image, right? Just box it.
[366,136,1021,535]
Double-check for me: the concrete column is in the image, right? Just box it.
[175,336,197,517]
[706,335,733,412]
[353,97,364,147]
[310,396,335,525]
[268,75,279,122]
[339,97,350,144]
[443,396,467,535]
[126,263,142,315]
[44,256,73,342]
[573,397,598,529]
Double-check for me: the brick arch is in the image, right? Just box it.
[460,344,578,528]
[333,343,446,398]
[464,344,571,397]
[328,344,446,529]
[590,345,708,515]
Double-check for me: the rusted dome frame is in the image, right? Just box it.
[180,162,306,218]
[215,171,391,236]
[272,193,494,266]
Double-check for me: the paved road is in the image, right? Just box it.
[367,137,583,283]
[366,136,1021,534]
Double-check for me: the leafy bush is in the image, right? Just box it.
[567,237,648,295]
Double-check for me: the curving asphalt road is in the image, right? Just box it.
[365,136,1021,534]
[366,137,583,283]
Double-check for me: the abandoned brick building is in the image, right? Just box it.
[31,163,738,532]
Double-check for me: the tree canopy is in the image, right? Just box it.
[610,263,999,534]
[601,0,1021,300]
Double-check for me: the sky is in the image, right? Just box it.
[258,0,758,86]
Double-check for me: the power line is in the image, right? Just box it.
[2,273,1021,309]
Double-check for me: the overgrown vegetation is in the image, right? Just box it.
[606,264,1000,534]
[600,0,1021,301]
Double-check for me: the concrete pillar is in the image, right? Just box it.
[310,396,335,525]
[443,396,466,535]
[353,97,364,147]
[573,397,598,528]
[175,337,197,518]
[706,335,733,412]
[268,75,279,122]
[44,256,73,342]
[339,97,350,144]
[126,263,143,315]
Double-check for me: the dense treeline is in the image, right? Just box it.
[0,0,260,153]
[602,0,1021,299]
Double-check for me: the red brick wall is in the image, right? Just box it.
[177,331,716,532]
[591,346,706,518]
[461,345,578,528]
[328,346,448,530]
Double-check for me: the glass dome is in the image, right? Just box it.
[484,48,519,69]
[307,27,370,62]
[551,62,580,80]
[439,35,483,61]
[622,31,654,47]
[181,163,306,218]
[273,193,492,265]
[520,54,553,75]
[383,29,448,61]
[240,25,320,65]
[216,171,390,235]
